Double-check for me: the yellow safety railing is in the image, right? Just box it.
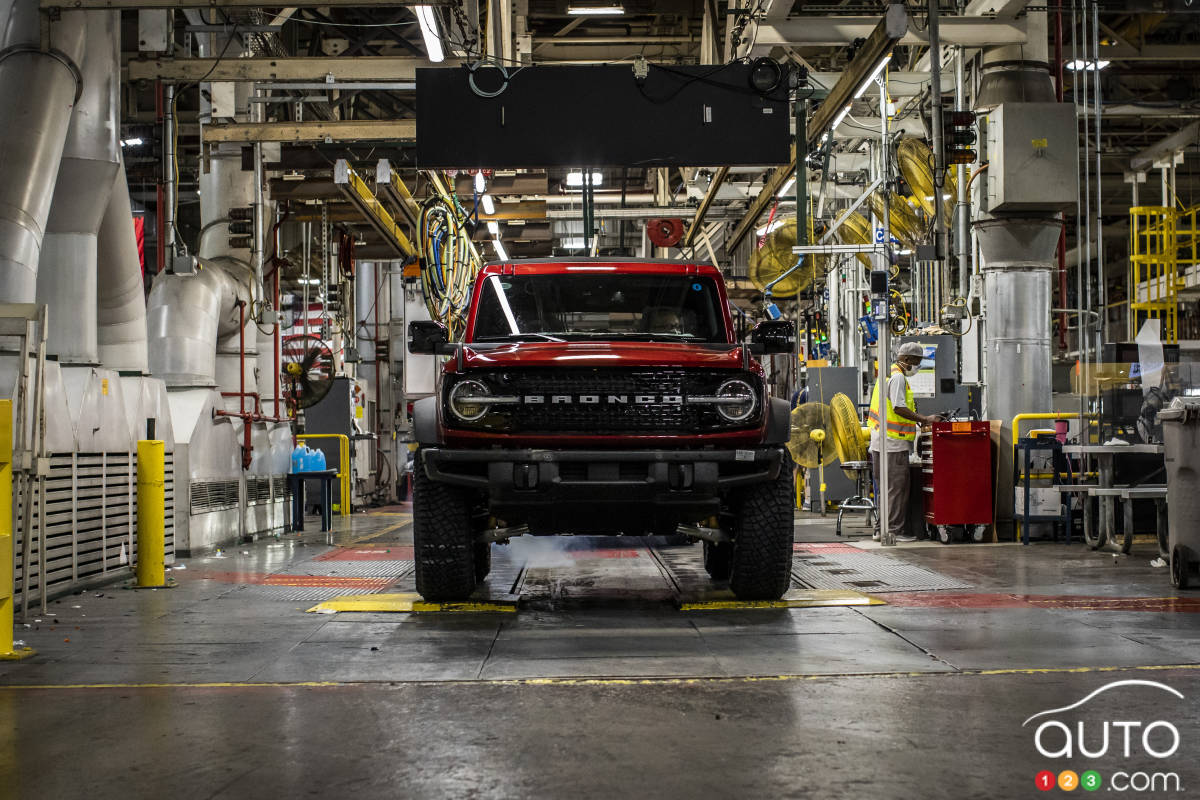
[0,400,33,660]
[1128,206,1182,342]
[297,434,351,516]
[135,440,170,588]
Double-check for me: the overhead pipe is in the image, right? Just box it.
[0,3,86,307]
[96,154,149,373]
[36,10,121,364]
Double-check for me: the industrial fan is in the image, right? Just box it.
[897,139,958,225]
[829,393,869,478]
[281,333,335,410]
[866,191,925,251]
[647,218,685,248]
[836,212,875,270]
[749,219,823,299]
[788,402,838,512]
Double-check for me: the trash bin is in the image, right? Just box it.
[1159,398,1200,588]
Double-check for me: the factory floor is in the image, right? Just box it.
[3,509,1199,799]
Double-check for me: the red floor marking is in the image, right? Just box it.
[314,546,415,561]
[568,549,641,559]
[188,570,396,590]
[883,592,1200,612]
[793,543,863,554]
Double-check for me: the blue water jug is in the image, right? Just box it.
[309,447,327,471]
[290,445,306,473]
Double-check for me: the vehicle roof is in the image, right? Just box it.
[478,258,723,277]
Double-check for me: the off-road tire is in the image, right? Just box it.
[703,540,733,580]
[729,452,794,600]
[413,451,477,601]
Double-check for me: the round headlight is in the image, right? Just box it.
[715,379,757,422]
[449,379,491,421]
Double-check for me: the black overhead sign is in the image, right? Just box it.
[415,63,790,169]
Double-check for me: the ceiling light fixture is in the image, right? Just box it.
[414,6,445,63]
[566,4,625,15]
[829,103,852,133]
[492,238,508,260]
[481,194,496,215]
[776,175,796,198]
[565,171,603,187]
[487,221,500,236]
[1066,59,1110,71]
[852,52,892,99]
[120,137,144,147]
[473,171,486,193]
[755,218,787,237]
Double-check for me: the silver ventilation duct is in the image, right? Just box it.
[36,10,120,364]
[0,3,86,306]
[147,259,252,388]
[976,11,1054,107]
[97,154,148,373]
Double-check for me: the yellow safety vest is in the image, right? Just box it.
[868,364,917,441]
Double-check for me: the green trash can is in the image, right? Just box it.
[1159,398,1200,589]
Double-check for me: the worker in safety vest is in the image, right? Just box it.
[868,341,941,542]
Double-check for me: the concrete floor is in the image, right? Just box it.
[3,509,1198,799]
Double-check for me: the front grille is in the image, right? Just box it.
[448,368,760,435]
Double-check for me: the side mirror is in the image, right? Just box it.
[751,319,796,354]
[408,320,449,354]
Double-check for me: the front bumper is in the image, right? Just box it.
[421,446,786,531]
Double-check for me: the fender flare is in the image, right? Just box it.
[765,397,791,444]
[413,396,442,445]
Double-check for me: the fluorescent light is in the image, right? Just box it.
[777,175,796,198]
[414,6,444,63]
[1066,59,1110,71]
[121,137,144,147]
[853,52,892,99]
[481,194,495,214]
[492,238,508,260]
[755,218,787,237]
[486,220,500,236]
[565,171,603,187]
[830,103,852,133]
[474,171,486,194]
[567,4,624,14]
[301,278,321,285]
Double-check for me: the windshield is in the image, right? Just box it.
[470,273,727,343]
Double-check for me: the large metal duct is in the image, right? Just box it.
[976,10,1054,107]
[97,154,148,373]
[147,260,252,388]
[35,10,120,364]
[0,3,86,306]
[975,218,1061,425]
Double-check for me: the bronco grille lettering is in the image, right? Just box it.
[515,394,689,405]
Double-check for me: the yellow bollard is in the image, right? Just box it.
[135,440,169,588]
[0,400,33,659]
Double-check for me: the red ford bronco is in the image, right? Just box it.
[408,259,795,601]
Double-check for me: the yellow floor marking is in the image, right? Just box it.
[348,517,412,545]
[4,663,1200,691]
[680,588,886,611]
[306,592,517,614]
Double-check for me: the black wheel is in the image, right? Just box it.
[474,541,492,583]
[729,452,794,600]
[413,450,478,601]
[1172,545,1192,590]
[703,540,733,580]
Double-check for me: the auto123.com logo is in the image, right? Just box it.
[1024,680,1184,793]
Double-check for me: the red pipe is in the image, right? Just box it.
[238,301,252,469]
[1055,0,1069,351]
[155,80,165,274]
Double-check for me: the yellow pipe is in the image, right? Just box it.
[0,400,33,660]
[136,440,167,587]
[297,434,352,516]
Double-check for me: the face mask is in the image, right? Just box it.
[902,363,919,377]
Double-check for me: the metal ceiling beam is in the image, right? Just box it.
[755,16,1024,47]
[334,159,416,258]
[204,119,415,143]
[1099,45,1200,61]
[126,56,450,82]
[728,8,907,254]
[963,0,1028,17]
[683,166,728,249]
[1130,121,1200,172]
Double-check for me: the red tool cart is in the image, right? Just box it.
[918,420,993,544]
